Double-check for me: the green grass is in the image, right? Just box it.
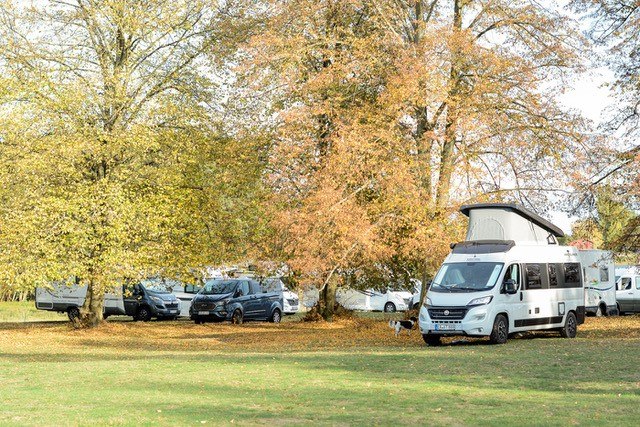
[0,302,639,425]
[0,301,66,322]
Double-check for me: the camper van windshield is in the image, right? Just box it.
[430,262,504,293]
[140,279,173,294]
[202,280,238,295]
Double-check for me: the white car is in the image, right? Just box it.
[336,288,413,312]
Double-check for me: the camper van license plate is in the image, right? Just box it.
[169,310,178,314]
[435,324,456,331]
[198,311,209,315]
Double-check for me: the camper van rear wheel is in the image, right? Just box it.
[67,307,80,322]
[560,312,577,338]
[384,302,396,313]
[422,334,441,346]
[489,314,508,344]
[136,306,152,322]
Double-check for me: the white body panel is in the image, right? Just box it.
[579,250,616,315]
[419,244,584,338]
[35,283,124,314]
[336,288,412,312]
[615,266,640,313]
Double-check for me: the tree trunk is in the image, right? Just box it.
[79,280,104,327]
[320,277,337,321]
[435,0,463,210]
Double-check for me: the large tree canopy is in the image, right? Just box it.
[0,0,263,326]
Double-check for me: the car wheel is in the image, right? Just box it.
[231,309,243,325]
[137,306,152,322]
[270,308,282,323]
[384,302,396,313]
[489,314,509,344]
[617,303,624,315]
[67,307,80,322]
[422,334,441,346]
[560,312,577,338]
[194,318,204,324]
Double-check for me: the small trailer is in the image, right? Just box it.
[578,250,617,316]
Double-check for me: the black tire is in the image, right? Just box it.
[270,308,282,323]
[489,314,509,344]
[617,303,624,315]
[560,312,577,338]
[194,318,204,324]
[384,302,396,313]
[137,306,152,322]
[231,309,243,325]
[67,306,80,322]
[422,334,441,346]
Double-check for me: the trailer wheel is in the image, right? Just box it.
[384,302,396,313]
[422,334,441,346]
[560,312,577,338]
[489,314,509,344]
[67,306,80,322]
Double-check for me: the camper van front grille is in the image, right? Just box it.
[428,307,467,320]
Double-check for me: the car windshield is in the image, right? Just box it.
[430,262,504,293]
[201,280,238,295]
[140,279,173,294]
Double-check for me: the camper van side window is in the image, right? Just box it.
[599,267,609,282]
[548,264,558,287]
[563,263,581,288]
[525,264,542,289]
[635,277,640,290]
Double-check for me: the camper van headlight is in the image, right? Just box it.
[150,296,164,305]
[422,297,432,309]
[467,296,493,307]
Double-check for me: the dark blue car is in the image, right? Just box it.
[189,279,284,324]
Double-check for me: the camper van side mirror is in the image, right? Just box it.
[504,279,517,294]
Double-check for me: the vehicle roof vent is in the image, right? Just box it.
[459,203,564,245]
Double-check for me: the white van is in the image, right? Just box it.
[579,250,616,316]
[419,203,585,345]
[336,288,413,312]
[615,265,640,314]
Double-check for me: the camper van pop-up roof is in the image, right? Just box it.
[459,203,564,245]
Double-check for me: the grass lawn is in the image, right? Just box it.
[0,302,639,425]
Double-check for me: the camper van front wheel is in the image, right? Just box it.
[422,334,441,346]
[560,312,577,338]
[384,302,396,313]
[489,314,509,344]
[136,306,152,322]
[67,307,80,322]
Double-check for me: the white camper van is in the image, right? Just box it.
[615,265,640,314]
[35,282,125,321]
[336,288,413,312]
[579,250,616,316]
[419,203,585,345]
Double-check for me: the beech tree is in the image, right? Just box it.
[0,0,262,326]
[247,0,590,318]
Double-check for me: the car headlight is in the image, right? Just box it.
[467,296,493,307]
[422,297,432,309]
[215,299,229,309]
[150,296,163,304]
